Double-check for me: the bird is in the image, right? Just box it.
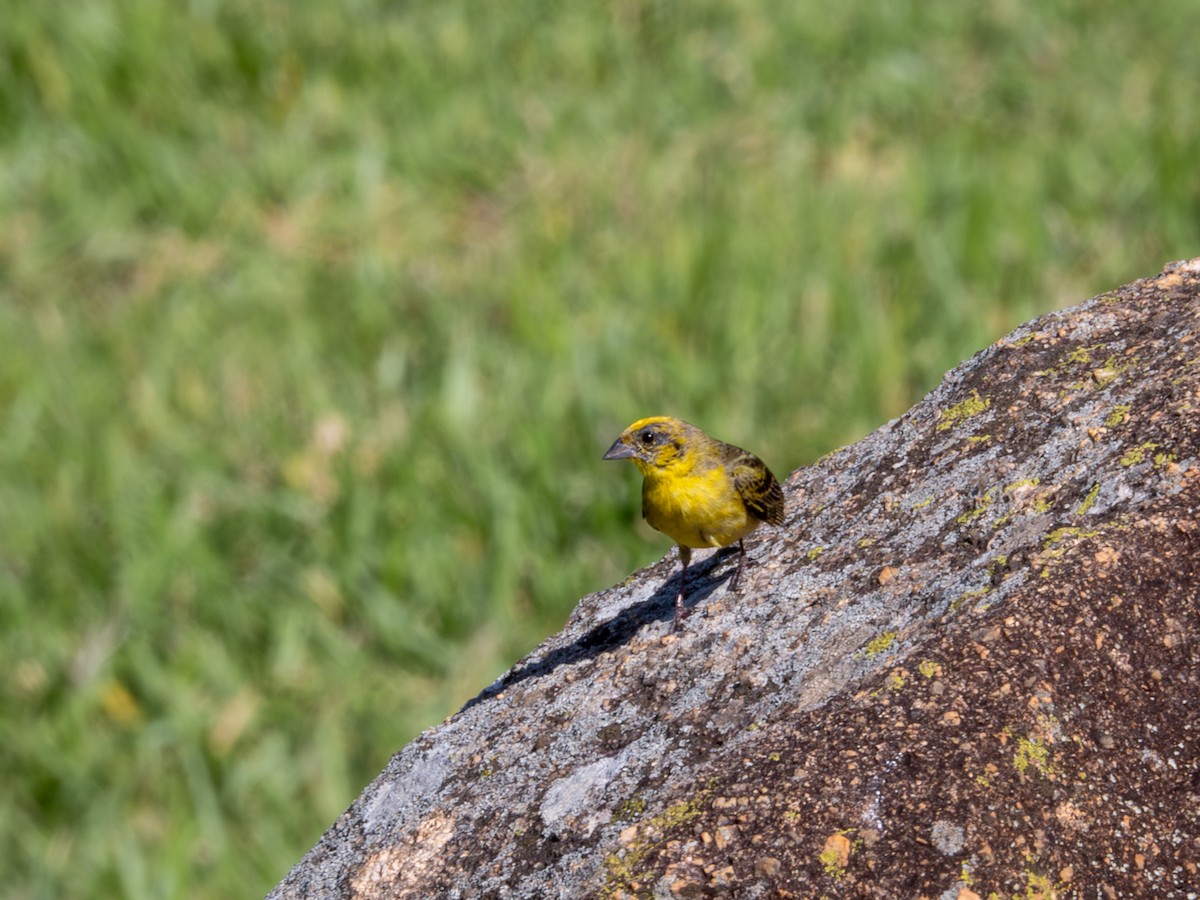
[603,416,785,630]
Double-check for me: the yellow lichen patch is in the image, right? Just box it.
[1104,404,1131,427]
[602,845,651,896]
[613,796,647,822]
[918,659,942,679]
[1037,522,1107,577]
[1068,353,1140,391]
[1066,345,1096,365]
[1004,477,1040,494]
[1120,442,1159,466]
[995,479,1047,525]
[1043,526,1100,550]
[863,631,898,658]
[960,859,976,887]
[937,390,991,432]
[1154,450,1177,469]
[819,832,852,879]
[603,790,712,896]
[1101,352,1139,377]
[1014,736,1061,780]
[957,487,997,524]
[1074,482,1101,515]
[1023,866,1065,899]
[1031,495,1054,514]
[658,798,705,829]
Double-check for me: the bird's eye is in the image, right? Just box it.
[640,430,656,445]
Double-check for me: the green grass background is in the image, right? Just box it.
[1,0,1197,895]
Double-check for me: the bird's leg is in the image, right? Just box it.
[728,539,747,592]
[672,546,692,632]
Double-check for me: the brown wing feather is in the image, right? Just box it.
[727,447,786,526]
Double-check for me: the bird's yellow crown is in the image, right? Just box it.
[602,416,706,476]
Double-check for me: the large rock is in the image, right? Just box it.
[271,259,1200,898]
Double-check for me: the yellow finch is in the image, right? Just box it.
[603,416,785,630]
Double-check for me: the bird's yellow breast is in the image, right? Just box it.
[638,459,759,550]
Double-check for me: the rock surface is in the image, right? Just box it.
[271,260,1200,899]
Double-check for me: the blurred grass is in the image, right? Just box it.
[1,0,1197,895]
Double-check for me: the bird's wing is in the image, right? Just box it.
[729,451,786,526]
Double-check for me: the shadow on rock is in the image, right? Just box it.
[461,548,737,712]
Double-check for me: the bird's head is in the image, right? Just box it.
[602,416,697,474]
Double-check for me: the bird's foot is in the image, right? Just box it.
[672,592,690,632]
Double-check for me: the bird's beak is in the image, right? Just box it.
[602,438,636,461]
